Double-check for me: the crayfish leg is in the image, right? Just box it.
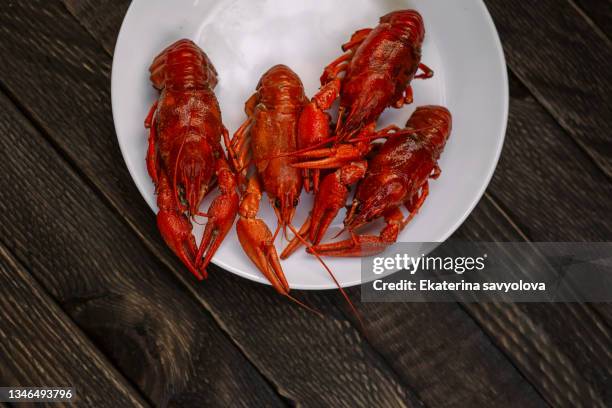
[145,103,160,186]
[227,116,253,186]
[415,62,434,79]
[320,54,351,85]
[281,161,366,258]
[394,85,413,108]
[403,181,429,226]
[341,28,373,52]
[309,207,404,257]
[235,177,290,293]
[195,158,239,272]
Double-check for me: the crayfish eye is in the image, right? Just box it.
[293,198,299,207]
[274,198,281,208]
[178,186,188,207]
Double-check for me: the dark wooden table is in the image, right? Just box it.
[0,1,610,407]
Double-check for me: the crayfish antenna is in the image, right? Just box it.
[256,125,435,166]
[253,134,342,163]
[345,124,435,144]
[280,215,311,259]
[272,222,282,242]
[332,226,348,240]
[285,293,324,318]
[287,223,364,328]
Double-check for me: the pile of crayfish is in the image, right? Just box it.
[144,10,452,312]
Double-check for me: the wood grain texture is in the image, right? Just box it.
[332,193,612,408]
[453,200,612,408]
[0,244,147,408]
[59,2,570,407]
[0,104,424,408]
[0,2,551,406]
[445,74,612,408]
[489,73,612,241]
[484,0,612,178]
[486,74,612,397]
[330,75,612,407]
[332,292,547,408]
[573,0,612,38]
[0,92,284,407]
[2,1,611,407]
[0,2,426,406]
[62,0,129,53]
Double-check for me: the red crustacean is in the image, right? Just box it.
[306,106,452,257]
[227,64,308,294]
[145,39,239,279]
[227,65,356,314]
[292,10,433,191]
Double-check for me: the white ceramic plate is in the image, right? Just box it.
[112,0,508,289]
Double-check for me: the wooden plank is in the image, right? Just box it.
[332,192,611,408]
[488,72,612,327]
[484,73,612,405]
[0,244,147,408]
[453,199,612,408]
[0,97,423,408]
[0,4,426,406]
[62,0,129,53]
[197,256,548,408]
[573,0,612,38]
[484,0,612,177]
[432,74,612,407]
[5,0,612,405]
[489,73,612,241]
[0,2,548,406]
[64,2,550,405]
[7,1,611,407]
[0,93,284,407]
[334,290,547,408]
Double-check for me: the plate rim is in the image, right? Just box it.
[111,0,509,290]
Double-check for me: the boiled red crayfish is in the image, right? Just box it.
[145,39,238,279]
[292,10,433,192]
[227,65,357,315]
[285,106,451,257]
[227,64,308,294]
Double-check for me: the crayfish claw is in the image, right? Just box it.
[311,208,403,257]
[196,160,240,273]
[196,195,239,273]
[157,209,203,280]
[154,170,204,280]
[309,235,389,257]
[236,218,289,294]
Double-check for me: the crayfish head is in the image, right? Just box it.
[174,138,214,215]
[345,173,407,230]
[340,80,391,141]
